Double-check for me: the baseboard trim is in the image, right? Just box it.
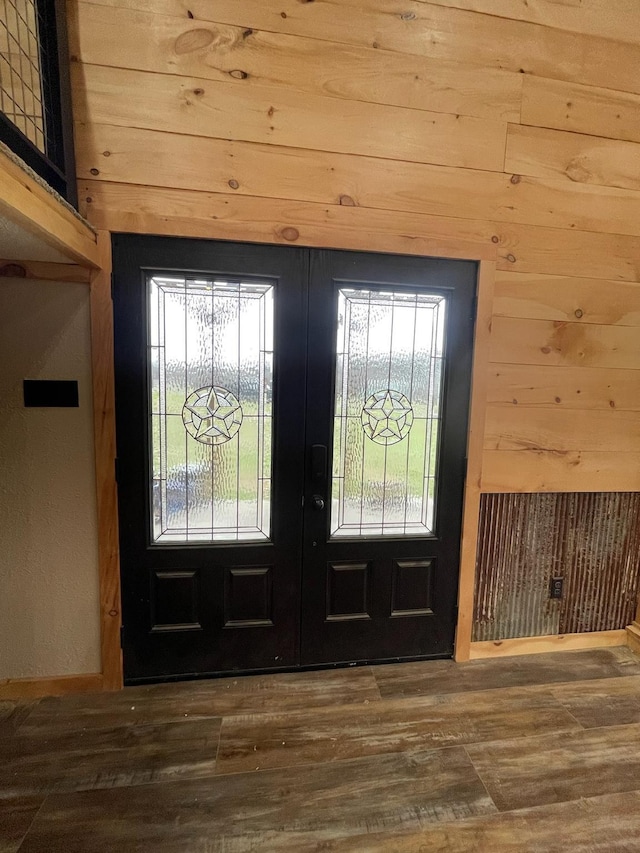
[0,672,104,700]
[626,622,640,657]
[469,630,628,660]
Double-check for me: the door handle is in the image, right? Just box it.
[312,494,325,511]
[311,444,327,483]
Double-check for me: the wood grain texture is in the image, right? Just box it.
[68,0,640,640]
[487,364,640,412]
[0,717,221,797]
[78,181,497,260]
[19,667,381,733]
[506,123,640,192]
[321,790,640,852]
[484,406,640,453]
[73,124,640,238]
[0,700,35,737]
[522,75,640,144]
[552,675,640,728]
[482,449,640,492]
[71,2,522,122]
[493,271,640,325]
[6,650,640,850]
[494,221,640,281]
[17,749,495,853]
[374,646,640,699]
[455,261,494,662]
[469,632,628,659]
[0,797,44,853]
[419,0,640,45]
[0,674,104,701]
[73,63,507,172]
[466,722,640,811]
[90,233,122,692]
[627,622,640,657]
[75,0,640,95]
[215,687,580,775]
[490,316,640,369]
[0,146,98,267]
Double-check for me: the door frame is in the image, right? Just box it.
[90,230,495,691]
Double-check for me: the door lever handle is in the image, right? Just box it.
[311,445,327,483]
[312,494,325,511]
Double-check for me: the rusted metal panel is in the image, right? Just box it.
[472,493,640,642]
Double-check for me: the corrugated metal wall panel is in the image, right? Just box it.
[472,493,640,642]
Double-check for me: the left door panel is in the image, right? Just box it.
[113,236,307,682]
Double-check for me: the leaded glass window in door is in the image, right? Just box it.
[331,287,446,538]
[149,276,274,543]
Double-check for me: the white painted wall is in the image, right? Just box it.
[0,277,101,679]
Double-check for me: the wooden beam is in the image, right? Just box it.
[0,673,104,700]
[0,259,91,283]
[455,261,494,662]
[0,146,99,268]
[469,630,628,660]
[90,231,123,691]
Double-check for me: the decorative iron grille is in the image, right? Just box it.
[0,0,76,202]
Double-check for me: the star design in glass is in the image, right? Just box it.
[361,389,414,446]
[182,385,243,445]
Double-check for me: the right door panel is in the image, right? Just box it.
[301,250,477,665]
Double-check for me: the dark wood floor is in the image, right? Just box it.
[3,648,640,851]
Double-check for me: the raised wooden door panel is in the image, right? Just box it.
[113,236,307,682]
[301,251,477,665]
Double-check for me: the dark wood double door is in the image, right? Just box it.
[113,236,476,683]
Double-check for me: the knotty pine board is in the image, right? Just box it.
[70,2,522,123]
[490,316,640,369]
[487,364,640,412]
[522,76,640,144]
[72,63,507,172]
[74,124,640,238]
[482,451,640,492]
[484,406,640,453]
[493,272,640,325]
[505,124,640,192]
[419,0,640,46]
[73,0,640,95]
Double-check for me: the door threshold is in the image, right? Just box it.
[124,651,454,687]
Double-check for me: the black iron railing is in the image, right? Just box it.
[0,0,76,204]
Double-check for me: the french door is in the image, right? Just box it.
[113,236,476,683]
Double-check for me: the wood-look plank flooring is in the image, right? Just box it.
[3,648,640,851]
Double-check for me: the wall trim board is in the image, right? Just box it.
[627,622,640,657]
[0,673,104,700]
[469,630,628,659]
[0,146,99,268]
[90,231,123,691]
[0,259,91,283]
[454,260,495,663]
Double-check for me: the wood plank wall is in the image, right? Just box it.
[67,0,640,494]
